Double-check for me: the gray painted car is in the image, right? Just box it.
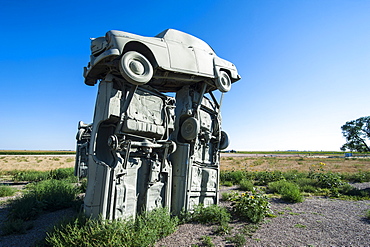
[84,29,240,92]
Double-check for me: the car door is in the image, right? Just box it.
[166,40,198,74]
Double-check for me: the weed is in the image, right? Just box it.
[221,191,238,201]
[27,179,79,211]
[366,209,370,220]
[13,170,49,182]
[8,179,78,221]
[252,158,264,167]
[201,236,214,247]
[45,208,178,247]
[214,223,232,235]
[0,185,16,197]
[187,204,230,225]
[226,233,246,247]
[49,167,76,182]
[239,179,254,191]
[268,180,304,203]
[1,219,33,235]
[222,181,233,187]
[254,171,284,186]
[242,223,259,237]
[8,194,43,221]
[294,224,306,228]
[232,189,271,223]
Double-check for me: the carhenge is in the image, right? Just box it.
[75,29,240,220]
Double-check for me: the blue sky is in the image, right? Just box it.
[1,0,370,151]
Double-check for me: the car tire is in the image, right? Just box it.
[181,117,200,141]
[219,130,229,150]
[216,71,231,92]
[119,51,153,85]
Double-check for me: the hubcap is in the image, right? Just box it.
[129,60,145,75]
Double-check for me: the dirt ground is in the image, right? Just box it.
[0,155,75,172]
[220,155,370,173]
[1,154,370,174]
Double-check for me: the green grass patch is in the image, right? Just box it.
[238,179,254,191]
[44,208,178,247]
[7,179,79,221]
[0,185,16,197]
[12,168,75,182]
[268,180,304,203]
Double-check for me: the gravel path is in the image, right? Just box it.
[156,185,370,247]
[1,185,370,246]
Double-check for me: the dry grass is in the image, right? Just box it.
[0,156,75,172]
[220,156,370,173]
[1,155,369,174]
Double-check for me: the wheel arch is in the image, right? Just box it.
[122,41,158,68]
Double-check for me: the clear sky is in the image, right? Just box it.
[1,0,369,151]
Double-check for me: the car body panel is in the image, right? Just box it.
[83,29,240,91]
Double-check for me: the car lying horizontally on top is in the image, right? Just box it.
[83,29,240,92]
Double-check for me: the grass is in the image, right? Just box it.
[44,208,178,247]
[0,185,16,197]
[11,168,75,182]
[5,179,80,223]
[268,180,304,203]
[366,209,370,220]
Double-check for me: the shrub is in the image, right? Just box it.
[232,189,271,223]
[8,194,43,221]
[337,183,370,199]
[49,168,76,182]
[300,185,317,193]
[293,177,316,187]
[343,171,370,183]
[1,219,33,235]
[311,172,343,189]
[45,208,178,247]
[222,181,233,187]
[0,185,16,197]
[13,170,49,182]
[221,192,235,201]
[188,204,230,225]
[7,179,79,221]
[238,179,254,191]
[27,179,79,211]
[254,171,285,185]
[280,185,304,203]
[268,180,304,203]
[283,171,308,181]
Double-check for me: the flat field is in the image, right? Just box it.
[0,155,75,171]
[1,153,370,174]
[220,155,370,173]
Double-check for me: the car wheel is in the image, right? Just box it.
[181,117,200,141]
[216,71,231,92]
[219,131,229,150]
[119,51,153,85]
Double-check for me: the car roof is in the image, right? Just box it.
[155,29,214,52]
